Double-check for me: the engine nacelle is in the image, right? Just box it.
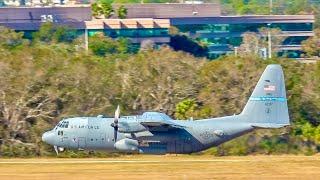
[118,122,147,133]
[114,138,139,152]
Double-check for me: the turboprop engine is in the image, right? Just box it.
[118,122,147,133]
[114,138,139,152]
[111,106,148,142]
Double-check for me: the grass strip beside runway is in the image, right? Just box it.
[0,155,319,180]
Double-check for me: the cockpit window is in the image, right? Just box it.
[56,121,69,129]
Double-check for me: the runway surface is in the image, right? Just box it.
[0,159,251,164]
[0,155,319,180]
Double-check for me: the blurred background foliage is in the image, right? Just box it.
[0,22,320,157]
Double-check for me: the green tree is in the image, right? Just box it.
[117,5,128,19]
[302,29,320,57]
[92,3,103,18]
[285,0,311,15]
[32,23,77,43]
[101,2,114,18]
[0,26,26,49]
[91,1,114,18]
[238,32,260,56]
[88,33,129,56]
[175,99,197,120]
[170,35,208,58]
[2,25,320,156]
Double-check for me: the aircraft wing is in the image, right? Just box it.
[140,120,185,130]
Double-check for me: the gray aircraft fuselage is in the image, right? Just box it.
[42,64,290,154]
[42,115,253,154]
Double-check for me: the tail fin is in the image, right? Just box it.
[240,64,290,128]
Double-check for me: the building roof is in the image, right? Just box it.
[85,18,170,29]
[171,15,315,25]
[112,3,221,19]
[0,6,91,23]
[0,18,170,31]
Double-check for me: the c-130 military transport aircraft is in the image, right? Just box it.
[42,64,290,155]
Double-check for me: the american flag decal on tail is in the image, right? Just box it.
[264,85,276,91]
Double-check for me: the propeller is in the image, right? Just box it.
[111,105,120,142]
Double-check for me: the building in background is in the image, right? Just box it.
[0,3,315,58]
[171,15,314,58]
[85,18,170,44]
[114,3,314,58]
[111,3,221,19]
[0,6,171,46]
[1,0,86,6]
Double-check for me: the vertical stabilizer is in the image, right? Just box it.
[240,64,290,128]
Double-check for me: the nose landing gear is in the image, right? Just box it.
[53,145,65,155]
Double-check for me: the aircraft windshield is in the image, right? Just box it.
[55,120,69,129]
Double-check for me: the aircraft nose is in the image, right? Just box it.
[42,131,54,145]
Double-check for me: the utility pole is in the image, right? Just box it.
[267,23,272,59]
[234,47,238,56]
[269,0,273,15]
[268,0,273,59]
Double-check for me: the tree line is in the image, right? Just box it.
[0,24,319,157]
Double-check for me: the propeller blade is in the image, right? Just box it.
[114,126,118,142]
[115,105,120,121]
[54,145,59,155]
[112,105,120,142]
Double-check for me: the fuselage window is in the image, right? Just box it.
[58,131,64,136]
